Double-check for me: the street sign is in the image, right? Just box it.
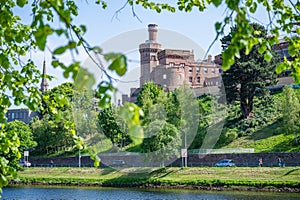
[181,149,187,158]
[24,151,29,157]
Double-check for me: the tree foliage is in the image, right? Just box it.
[189,95,214,149]
[281,86,300,144]
[0,126,20,192]
[31,83,78,155]
[4,120,37,169]
[6,120,37,153]
[222,23,279,119]
[98,106,130,150]
[137,82,168,126]
[31,113,75,155]
[30,117,51,154]
[141,120,181,166]
[41,82,75,116]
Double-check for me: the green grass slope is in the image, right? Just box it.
[223,122,300,152]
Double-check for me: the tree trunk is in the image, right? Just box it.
[240,96,254,119]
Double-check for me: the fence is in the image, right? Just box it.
[189,148,255,154]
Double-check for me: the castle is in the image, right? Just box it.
[122,24,221,103]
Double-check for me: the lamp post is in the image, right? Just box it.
[79,149,81,168]
[185,131,187,167]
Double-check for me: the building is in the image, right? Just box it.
[123,24,221,103]
[215,35,295,76]
[6,109,39,124]
[6,60,49,124]
[140,24,220,91]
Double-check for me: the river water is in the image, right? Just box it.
[2,186,299,200]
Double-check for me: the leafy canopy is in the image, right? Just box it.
[221,23,279,119]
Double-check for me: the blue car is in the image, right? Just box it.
[215,159,236,167]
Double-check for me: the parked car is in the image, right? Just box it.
[19,160,31,167]
[112,160,126,167]
[215,159,236,167]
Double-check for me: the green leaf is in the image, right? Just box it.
[104,52,119,61]
[264,51,272,62]
[288,45,296,56]
[215,22,222,31]
[53,46,67,55]
[90,46,103,54]
[17,0,28,7]
[258,45,267,54]
[212,0,223,7]
[108,55,127,76]
[222,49,235,71]
[34,25,53,51]
[250,2,257,13]
[68,41,77,49]
[276,62,289,74]
[55,29,65,36]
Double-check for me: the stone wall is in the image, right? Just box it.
[173,152,300,167]
[29,152,300,167]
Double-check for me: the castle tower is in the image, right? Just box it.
[40,60,49,93]
[139,24,162,87]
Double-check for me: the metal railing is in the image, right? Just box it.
[188,148,255,154]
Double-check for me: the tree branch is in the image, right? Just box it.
[203,10,234,60]
[288,0,300,15]
[111,1,128,22]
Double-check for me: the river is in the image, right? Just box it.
[2,186,299,200]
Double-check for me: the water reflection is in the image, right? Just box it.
[2,186,299,200]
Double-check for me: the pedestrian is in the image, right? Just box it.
[281,158,285,167]
[278,157,282,167]
[51,160,53,168]
[259,158,263,167]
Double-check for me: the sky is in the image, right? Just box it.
[15,1,272,103]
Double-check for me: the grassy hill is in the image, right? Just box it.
[219,88,300,153]
[223,122,300,152]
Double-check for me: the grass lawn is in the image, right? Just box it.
[13,167,300,190]
[224,122,300,152]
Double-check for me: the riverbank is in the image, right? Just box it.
[10,167,300,192]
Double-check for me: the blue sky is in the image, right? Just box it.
[15,1,272,101]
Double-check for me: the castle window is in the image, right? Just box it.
[180,63,185,67]
[163,74,167,79]
[169,62,174,67]
[196,67,200,73]
[151,55,156,61]
[178,74,181,80]
[211,68,215,74]
[197,77,200,83]
[189,67,193,73]
[204,68,208,73]
[189,77,193,83]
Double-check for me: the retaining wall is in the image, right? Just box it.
[29,152,300,167]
